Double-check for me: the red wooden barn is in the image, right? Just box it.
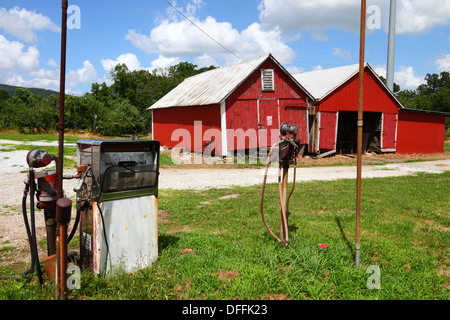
[295,63,449,155]
[149,54,314,157]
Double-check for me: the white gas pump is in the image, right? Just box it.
[76,139,160,275]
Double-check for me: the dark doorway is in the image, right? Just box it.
[336,111,382,154]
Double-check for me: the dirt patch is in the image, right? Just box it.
[217,269,240,282]
[158,209,172,224]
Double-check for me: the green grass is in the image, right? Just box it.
[1,172,448,300]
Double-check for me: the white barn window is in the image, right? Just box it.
[261,69,274,91]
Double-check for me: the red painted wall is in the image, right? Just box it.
[225,59,310,149]
[152,104,222,153]
[319,68,401,114]
[396,110,446,154]
[382,113,397,149]
[319,112,337,150]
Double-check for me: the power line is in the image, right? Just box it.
[164,0,247,63]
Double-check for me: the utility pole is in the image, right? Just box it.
[386,0,397,92]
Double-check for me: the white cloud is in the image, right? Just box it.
[395,66,425,89]
[127,16,296,66]
[4,60,98,93]
[0,35,40,72]
[46,58,58,68]
[0,6,60,43]
[150,55,180,70]
[258,0,450,36]
[258,0,361,34]
[433,53,450,72]
[375,64,425,90]
[396,0,450,34]
[333,48,351,60]
[101,53,143,72]
[68,60,98,88]
[194,54,218,68]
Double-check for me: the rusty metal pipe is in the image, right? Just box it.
[56,197,72,299]
[56,0,68,299]
[278,165,289,245]
[57,0,67,201]
[356,0,367,268]
[260,141,284,245]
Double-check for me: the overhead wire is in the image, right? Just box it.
[164,1,355,71]
[164,0,248,64]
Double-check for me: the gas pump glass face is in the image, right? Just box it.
[100,151,158,194]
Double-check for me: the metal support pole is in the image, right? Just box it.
[356,0,366,268]
[280,166,289,242]
[56,0,68,300]
[56,198,72,299]
[386,0,397,92]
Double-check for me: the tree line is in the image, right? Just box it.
[0,62,216,136]
[0,64,448,136]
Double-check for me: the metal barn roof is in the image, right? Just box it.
[148,54,313,110]
[294,64,363,100]
[149,55,269,110]
[294,63,404,108]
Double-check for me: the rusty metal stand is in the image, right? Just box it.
[56,198,72,299]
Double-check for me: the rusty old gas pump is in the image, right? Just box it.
[21,149,79,288]
[261,123,305,248]
[76,139,160,276]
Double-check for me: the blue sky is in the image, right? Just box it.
[1,0,449,95]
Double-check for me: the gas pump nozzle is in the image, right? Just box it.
[26,149,55,168]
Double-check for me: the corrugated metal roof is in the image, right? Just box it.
[294,64,362,100]
[149,54,270,110]
[149,53,315,110]
[294,63,404,108]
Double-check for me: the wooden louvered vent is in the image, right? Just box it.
[261,69,274,91]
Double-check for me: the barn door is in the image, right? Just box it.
[258,99,279,149]
[382,113,397,150]
[319,112,338,150]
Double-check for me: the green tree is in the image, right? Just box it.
[96,99,146,136]
[396,71,450,129]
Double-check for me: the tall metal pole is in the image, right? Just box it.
[56,0,68,300]
[356,0,366,268]
[386,0,397,92]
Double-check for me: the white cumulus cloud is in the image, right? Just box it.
[433,53,450,72]
[0,35,40,73]
[0,6,60,43]
[375,64,425,90]
[126,16,296,66]
[258,0,450,36]
[101,53,143,73]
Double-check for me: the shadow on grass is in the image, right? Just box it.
[158,233,180,253]
[335,217,354,260]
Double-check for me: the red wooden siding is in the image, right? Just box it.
[152,104,221,153]
[319,112,338,150]
[319,69,401,114]
[225,100,259,150]
[382,113,397,149]
[225,58,310,150]
[396,110,446,154]
[257,99,280,148]
[280,100,309,145]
